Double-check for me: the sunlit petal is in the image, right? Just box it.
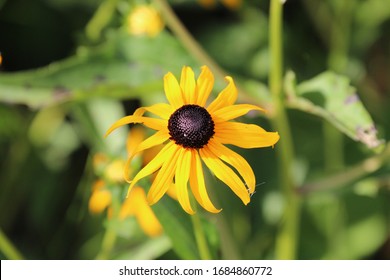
[127,142,175,194]
[215,121,280,148]
[207,76,237,113]
[105,115,167,137]
[212,104,265,122]
[164,72,184,109]
[189,150,221,213]
[138,103,174,120]
[196,65,215,107]
[208,139,255,194]
[175,148,194,214]
[124,130,169,182]
[200,146,250,205]
[147,144,181,204]
[180,66,196,104]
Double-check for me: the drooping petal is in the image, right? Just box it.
[137,103,174,120]
[208,139,255,194]
[174,148,194,214]
[147,144,181,204]
[199,146,250,205]
[164,72,184,109]
[214,121,280,148]
[132,130,170,156]
[196,65,215,107]
[127,142,175,194]
[105,115,167,137]
[207,76,237,114]
[189,149,221,213]
[212,104,265,123]
[180,66,196,105]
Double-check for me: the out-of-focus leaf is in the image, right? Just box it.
[114,235,171,260]
[285,71,384,150]
[0,31,196,108]
[152,197,200,260]
[302,190,388,259]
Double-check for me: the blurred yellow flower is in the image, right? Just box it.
[88,127,165,237]
[89,180,112,214]
[105,66,280,214]
[119,186,163,237]
[126,5,164,37]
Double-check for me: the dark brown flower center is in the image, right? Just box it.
[168,104,215,149]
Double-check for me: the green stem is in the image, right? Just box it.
[268,0,300,260]
[299,143,390,194]
[154,0,227,81]
[86,0,119,42]
[323,1,354,172]
[96,225,118,260]
[0,228,24,260]
[191,205,212,260]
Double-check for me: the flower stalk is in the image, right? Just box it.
[268,0,300,260]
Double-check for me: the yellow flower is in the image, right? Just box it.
[126,5,164,37]
[105,66,280,214]
[119,186,163,237]
[89,180,112,214]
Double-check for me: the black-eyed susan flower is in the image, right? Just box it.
[105,66,280,214]
[126,5,164,37]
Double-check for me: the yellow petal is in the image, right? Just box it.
[200,146,250,205]
[174,148,195,215]
[214,121,280,148]
[105,115,167,137]
[127,142,175,194]
[89,188,112,214]
[147,144,181,204]
[196,65,215,107]
[180,66,196,104]
[164,72,184,109]
[138,103,174,120]
[189,149,221,213]
[208,139,255,194]
[212,104,265,123]
[207,76,237,114]
[124,130,169,182]
[127,187,163,237]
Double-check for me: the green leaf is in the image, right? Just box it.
[0,31,196,108]
[152,197,200,260]
[114,236,171,260]
[285,71,384,150]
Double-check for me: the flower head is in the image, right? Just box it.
[126,5,164,37]
[106,66,279,214]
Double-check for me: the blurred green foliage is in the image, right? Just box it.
[0,0,389,260]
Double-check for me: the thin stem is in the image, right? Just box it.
[268,0,300,260]
[191,204,212,260]
[0,228,24,260]
[154,0,227,81]
[96,224,118,260]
